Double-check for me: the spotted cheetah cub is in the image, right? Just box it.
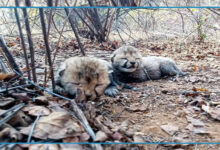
[111,45,187,83]
[55,57,119,100]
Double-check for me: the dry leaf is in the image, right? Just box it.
[192,87,209,92]
[117,120,129,133]
[186,124,208,134]
[0,73,8,81]
[95,115,112,135]
[23,105,51,116]
[48,101,69,113]
[11,93,31,102]
[0,127,22,142]
[60,144,83,150]
[192,65,197,72]
[186,116,204,127]
[23,67,27,71]
[0,97,15,109]
[111,132,123,141]
[7,42,15,47]
[133,134,145,143]
[188,76,198,83]
[171,133,191,147]
[95,131,108,142]
[40,44,44,49]
[20,112,84,140]
[126,103,148,112]
[34,96,49,105]
[80,132,90,142]
[29,144,59,150]
[196,55,205,59]
[0,73,16,81]
[160,124,179,135]
[63,136,79,143]
[16,37,20,41]
[0,109,32,127]
[202,105,220,121]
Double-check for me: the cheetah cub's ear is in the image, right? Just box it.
[111,54,116,63]
[59,69,65,77]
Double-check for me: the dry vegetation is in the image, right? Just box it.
[0,6,220,150]
[1,0,220,7]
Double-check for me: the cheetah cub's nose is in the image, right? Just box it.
[86,94,92,99]
[130,61,136,65]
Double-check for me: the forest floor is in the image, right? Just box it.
[1,36,220,150]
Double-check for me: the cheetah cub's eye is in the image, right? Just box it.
[121,58,128,60]
[95,84,104,96]
[95,84,103,88]
[70,82,80,85]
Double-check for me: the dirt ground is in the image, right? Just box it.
[2,36,220,150]
[98,40,220,149]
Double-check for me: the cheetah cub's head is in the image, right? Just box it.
[61,57,110,101]
[111,45,142,73]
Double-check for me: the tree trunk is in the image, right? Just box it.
[65,8,86,56]
[25,0,31,6]
[22,8,37,82]
[47,0,53,6]
[87,0,106,42]
[39,8,55,91]
[14,4,31,80]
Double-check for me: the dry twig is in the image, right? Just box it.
[27,111,42,142]
[0,103,25,126]
[0,37,22,75]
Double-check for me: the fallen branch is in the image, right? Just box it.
[0,57,9,73]
[0,48,12,72]
[5,66,38,87]
[69,88,96,140]
[0,103,25,126]
[0,144,16,150]
[0,36,22,75]
[27,111,42,142]
[0,84,31,93]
